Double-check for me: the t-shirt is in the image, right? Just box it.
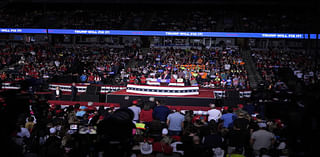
[207,109,222,122]
[167,112,185,131]
[17,127,30,138]
[251,129,275,151]
[153,106,170,122]
[225,64,231,70]
[203,133,223,148]
[129,106,141,121]
[221,113,237,128]
[227,129,250,147]
[80,75,87,82]
[139,109,153,122]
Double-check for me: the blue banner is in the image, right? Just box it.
[0,28,312,39]
[0,28,47,34]
[310,34,317,39]
[47,29,305,39]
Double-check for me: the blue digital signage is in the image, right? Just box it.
[0,28,314,40]
[47,29,306,39]
[309,34,317,39]
[0,28,47,34]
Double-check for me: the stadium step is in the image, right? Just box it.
[241,50,262,89]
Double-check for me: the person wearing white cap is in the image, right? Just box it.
[207,104,222,122]
[162,128,168,136]
[212,147,224,157]
[250,123,275,156]
[49,127,57,134]
[140,142,153,155]
[42,127,63,157]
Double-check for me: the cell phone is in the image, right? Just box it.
[70,124,78,130]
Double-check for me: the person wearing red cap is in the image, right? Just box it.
[129,100,141,122]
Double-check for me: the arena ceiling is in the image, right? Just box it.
[6,0,318,6]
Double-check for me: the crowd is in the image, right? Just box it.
[0,4,315,33]
[60,9,133,30]
[0,43,250,90]
[121,47,249,89]
[149,10,217,32]
[0,44,135,87]
[252,49,320,90]
[1,93,288,157]
[0,7,44,28]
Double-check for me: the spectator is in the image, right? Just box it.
[166,108,185,136]
[221,108,237,129]
[80,73,87,82]
[129,100,141,122]
[41,127,63,157]
[139,103,153,124]
[202,125,223,149]
[207,104,222,122]
[25,116,35,133]
[153,102,170,123]
[250,123,275,156]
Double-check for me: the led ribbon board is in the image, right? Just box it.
[0,28,313,39]
[47,29,306,39]
[0,28,47,34]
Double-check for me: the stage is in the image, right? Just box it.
[2,82,251,108]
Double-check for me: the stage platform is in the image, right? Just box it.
[2,82,250,108]
[106,88,216,107]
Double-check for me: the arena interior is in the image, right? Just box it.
[0,0,319,156]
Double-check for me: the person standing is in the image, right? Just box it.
[54,86,62,100]
[250,123,275,156]
[153,101,170,123]
[167,108,185,136]
[207,104,222,122]
[139,103,153,123]
[221,108,237,129]
[128,100,141,122]
[71,82,78,101]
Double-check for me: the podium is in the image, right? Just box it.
[80,85,101,102]
[126,84,199,96]
[159,79,169,86]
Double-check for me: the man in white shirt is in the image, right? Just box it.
[207,104,222,122]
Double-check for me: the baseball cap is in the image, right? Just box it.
[87,102,93,106]
[162,128,168,135]
[49,127,56,134]
[140,142,152,155]
[212,147,224,157]
[258,122,267,128]
[132,100,138,105]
